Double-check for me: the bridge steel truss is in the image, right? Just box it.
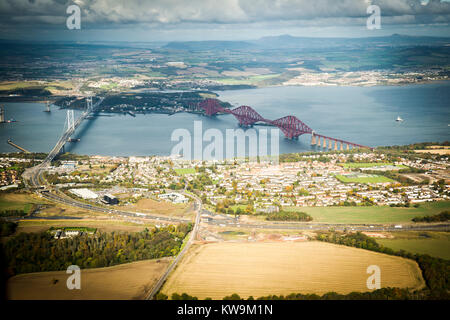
[198,98,370,149]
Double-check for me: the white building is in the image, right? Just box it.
[69,188,98,199]
[159,192,188,204]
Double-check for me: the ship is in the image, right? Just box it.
[396,116,403,122]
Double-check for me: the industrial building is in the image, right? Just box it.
[102,194,119,205]
[159,192,188,204]
[69,188,98,199]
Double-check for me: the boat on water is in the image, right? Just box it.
[396,116,403,122]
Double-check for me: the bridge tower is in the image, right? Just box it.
[44,101,51,113]
[66,109,75,132]
[86,96,93,113]
[0,105,4,123]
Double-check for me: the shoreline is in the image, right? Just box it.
[1,79,449,104]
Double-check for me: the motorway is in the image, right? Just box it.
[27,168,190,223]
[145,191,202,300]
[204,218,450,232]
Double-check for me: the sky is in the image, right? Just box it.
[1,0,450,42]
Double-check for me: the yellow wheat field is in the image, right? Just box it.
[8,258,171,300]
[162,241,425,299]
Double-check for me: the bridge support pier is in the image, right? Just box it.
[311,133,316,145]
[334,140,338,151]
[340,142,344,151]
[347,144,350,151]
[322,138,327,149]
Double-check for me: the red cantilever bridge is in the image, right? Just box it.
[199,99,370,150]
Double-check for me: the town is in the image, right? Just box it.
[30,148,449,215]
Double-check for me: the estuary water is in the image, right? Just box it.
[0,82,449,157]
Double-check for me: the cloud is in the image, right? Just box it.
[0,0,449,29]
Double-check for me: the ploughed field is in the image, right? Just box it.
[162,241,424,299]
[8,258,171,300]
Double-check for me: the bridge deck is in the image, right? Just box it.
[42,97,104,166]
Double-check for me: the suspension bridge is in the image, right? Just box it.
[37,97,104,168]
[199,98,370,150]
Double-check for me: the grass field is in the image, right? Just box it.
[8,258,171,300]
[335,174,395,183]
[377,232,450,260]
[340,163,408,169]
[174,168,196,175]
[162,242,424,299]
[286,201,450,224]
[36,204,97,218]
[0,193,46,213]
[16,219,155,234]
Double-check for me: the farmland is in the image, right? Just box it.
[377,232,450,260]
[162,242,424,299]
[7,258,171,300]
[286,201,450,224]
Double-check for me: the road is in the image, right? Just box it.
[24,164,450,233]
[145,191,202,300]
[27,169,190,223]
[204,219,450,232]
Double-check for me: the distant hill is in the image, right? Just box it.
[163,34,450,51]
[164,40,256,51]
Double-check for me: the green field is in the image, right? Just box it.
[377,232,450,260]
[340,162,409,169]
[0,194,42,214]
[0,81,41,91]
[335,174,395,183]
[287,201,450,224]
[174,168,196,175]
